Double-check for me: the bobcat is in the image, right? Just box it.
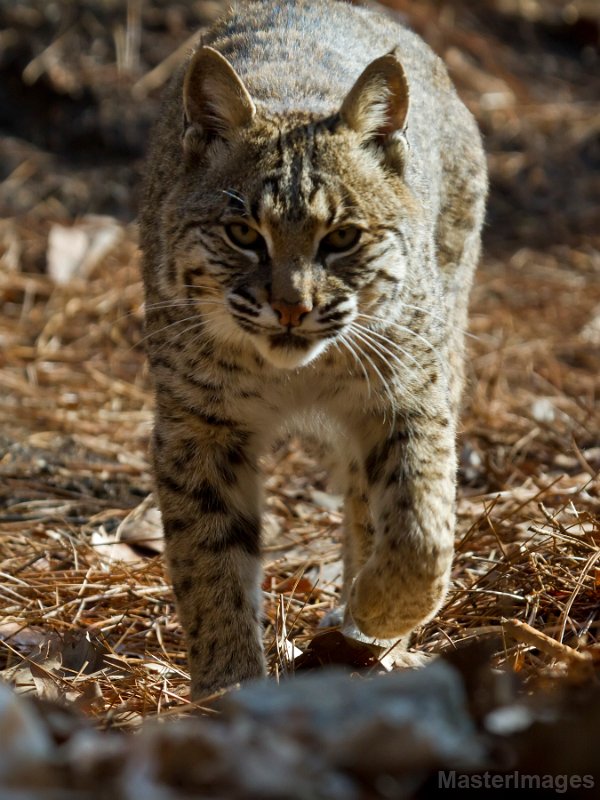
[139,0,487,698]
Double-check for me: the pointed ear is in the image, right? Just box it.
[340,48,409,143]
[183,46,256,143]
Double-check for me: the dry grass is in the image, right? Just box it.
[1,0,599,727]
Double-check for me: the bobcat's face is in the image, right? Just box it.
[168,119,414,370]
[156,44,415,370]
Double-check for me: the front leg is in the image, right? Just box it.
[152,411,265,699]
[347,403,456,639]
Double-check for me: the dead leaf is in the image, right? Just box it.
[91,528,142,563]
[47,215,123,285]
[294,631,381,672]
[268,576,315,596]
[116,494,164,554]
[60,631,109,676]
[0,620,45,650]
[29,661,62,703]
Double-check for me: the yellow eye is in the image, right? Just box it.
[225,222,263,250]
[320,225,361,254]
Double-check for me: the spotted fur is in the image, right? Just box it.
[139,0,487,698]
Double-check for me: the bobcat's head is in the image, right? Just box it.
[164,46,418,370]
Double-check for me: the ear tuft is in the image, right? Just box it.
[340,48,409,143]
[183,46,256,142]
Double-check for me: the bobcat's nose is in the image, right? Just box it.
[271,300,312,328]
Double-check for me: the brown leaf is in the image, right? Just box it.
[294,631,381,672]
[28,662,62,703]
[271,576,315,596]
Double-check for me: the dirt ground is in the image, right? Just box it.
[0,0,599,795]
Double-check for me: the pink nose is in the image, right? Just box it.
[271,300,312,328]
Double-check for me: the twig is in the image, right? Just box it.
[501,617,592,665]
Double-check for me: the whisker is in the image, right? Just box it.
[184,319,228,351]
[395,302,480,341]
[349,325,420,412]
[143,299,199,310]
[142,299,225,318]
[181,283,222,292]
[351,321,421,371]
[361,300,446,329]
[174,308,241,352]
[139,306,226,349]
[340,337,379,402]
[112,299,201,325]
[344,330,397,423]
[357,313,442,361]
[144,320,208,357]
[222,188,247,208]
[350,325,400,374]
[137,314,205,346]
[396,302,447,326]
[350,326,433,409]
[337,334,372,398]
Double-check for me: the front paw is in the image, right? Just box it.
[348,557,451,639]
[189,636,266,700]
[190,657,266,700]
